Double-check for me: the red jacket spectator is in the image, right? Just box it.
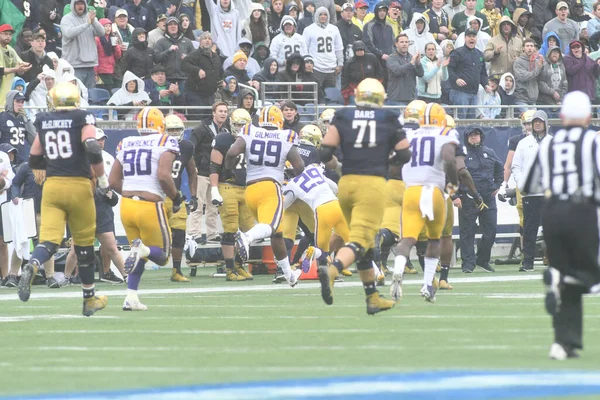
[95,18,123,76]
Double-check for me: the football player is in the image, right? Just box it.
[109,107,182,311]
[18,82,109,316]
[164,114,198,283]
[209,108,256,282]
[390,103,459,303]
[0,90,36,164]
[225,105,305,287]
[319,78,411,315]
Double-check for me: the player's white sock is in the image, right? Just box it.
[246,223,272,243]
[424,257,438,286]
[393,255,407,278]
[276,257,292,281]
[372,261,381,277]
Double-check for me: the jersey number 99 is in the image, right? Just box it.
[249,140,281,167]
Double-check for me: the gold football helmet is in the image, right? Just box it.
[319,108,336,123]
[355,78,386,108]
[445,115,456,129]
[165,114,185,140]
[230,108,252,135]
[422,103,447,127]
[521,109,536,134]
[50,82,80,110]
[259,105,284,129]
[404,100,427,124]
[299,124,322,148]
[137,107,166,135]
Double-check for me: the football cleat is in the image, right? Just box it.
[46,277,60,289]
[83,295,108,317]
[301,246,315,273]
[543,267,561,316]
[366,292,395,315]
[420,284,437,303]
[234,231,250,262]
[171,270,190,282]
[288,269,302,288]
[390,273,403,301]
[404,264,418,275]
[124,239,149,274]
[548,342,579,360]
[101,269,124,284]
[5,275,18,288]
[122,295,147,311]
[376,271,385,287]
[439,280,453,290]
[17,263,38,302]
[235,265,254,280]
[432,277,439,291]
[318,265,338,305]
[226,269,246,281]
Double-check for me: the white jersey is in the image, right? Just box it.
[302,23,344,72]
[283,164,338,210]
[402,126,459,190]
[270,32,308,66]
[240,123,297,184]
[116,133,180,199]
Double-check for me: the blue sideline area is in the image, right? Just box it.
[3,370,600,400]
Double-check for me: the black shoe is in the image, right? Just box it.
[462,266,474,273]
[4,275,18,288]
[46,277,60,288]
[208,235,222,243]
[272,267,286,283]
[519,264,535,272]
[101,269,124,284]
[194,236,207,245]
[69,275,82,285]
[478,263,496,273]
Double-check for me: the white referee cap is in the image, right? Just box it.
[561,91,592,119]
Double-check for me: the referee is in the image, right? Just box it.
[520,91,600,361]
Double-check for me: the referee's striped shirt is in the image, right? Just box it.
[520,126,600,202]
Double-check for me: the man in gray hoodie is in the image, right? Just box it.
[60,0,105,88]
[513,38,544,113]
[537,46,568,118]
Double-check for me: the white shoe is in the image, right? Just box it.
[123,296,148,311]
[288,269,302,288]
[420,284,436,303]
[235,231,250,262]
[390,273,403,301]
[548,343,568,361]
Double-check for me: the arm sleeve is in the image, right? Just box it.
[511,140,524,184]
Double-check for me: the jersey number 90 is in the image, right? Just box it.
[123,149,152,176]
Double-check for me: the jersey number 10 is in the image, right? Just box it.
[409,137,435,167]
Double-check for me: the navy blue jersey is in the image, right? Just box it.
[332,108,405,177]
[172,138,194,190]
[0,112,27,163]
[213,132,246,186]
[508,133,526,152]
[296,143,321,165]
[35,110,95,179]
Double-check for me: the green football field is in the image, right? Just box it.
[1,264,600,399]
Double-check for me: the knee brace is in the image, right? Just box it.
[380,229,398,248]
[356,249,373,271]
[221,232,236,246]
[345,242,366,260]
[75,245,96,285]
[33,241,59,260]
[171,229,186,249]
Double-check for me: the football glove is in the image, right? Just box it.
[445,183,459,197]
[188,196,199,212]
[211,186,223,207]
[96,175,109,196]
[467,192,489,211]
[497,182,507,198]
[172,191,184,213]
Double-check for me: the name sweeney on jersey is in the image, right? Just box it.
[41,119,74,129]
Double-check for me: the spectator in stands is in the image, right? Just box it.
[303,7,344,89]
[205,0,242,58]
[513,38,544,113]
[113,9,136,54]
[253,57,280,95]
[215,75,239,106]
[443,0,465,24]
[543,2,580,53]
[363,2,395,70]
[238,88,259,121]
[386,32,424,105]
[154,16,195,91]
[588,1,600,46]
[455,16,490,52]
[14,28,32,57]
[11,77,25,94]
[189,102,229,243]
[423,0,455,43]
[30,1,62,55]
[0,25,31,109]
[224,51,256,88]
[123,0,150,30]
[121,27,155,80]
[281,100,305,131]
[278,51,303,81]
[563,39,600,99]
[484,17,522,76]
[448,28,488,118]
[439,38,454,104]
[60,0,105,88]
[55,62,90,107]
[337,3,363,63]
[269,0,286,39]
[451,0,490,35]
[243,3,270,47]
[179,14,196,41]
[107,70,151,119]
[341,40,383,104]
[477,76,502,118]
[252,42,271,67]
[285,1,301,23]
[95,19,123,92]
[513,8,534,41]
[18,32,54,84]
[481,0,502,35]
[223,39,261,78]
[533,0,555,39]
[180,1,203,31]
[538,46,568,117]
[386,2,406,36]
[144,64,183,106]
[298,0,316,33]
[183,31,223,106]
[418,41,449,103]
[407,13,442,58]
[351,0,369,31]
[498,72,516,117]
[148,14,167,48]
[314,0,337,23]
[540,31,562,56]
[64,0,107,18]
[270,16,308,67]
[571,0,593,26]
[146,0,173,32]
[25,66,55,121]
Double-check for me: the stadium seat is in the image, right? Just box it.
[88,88,110,105]
[302,103,316,122]
[111,88,119,95]
[324,87,344,105]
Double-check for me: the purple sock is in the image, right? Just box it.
[148,246,167,265]
[127,259,146,290]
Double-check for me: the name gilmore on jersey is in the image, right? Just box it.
[254,131,284,139]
